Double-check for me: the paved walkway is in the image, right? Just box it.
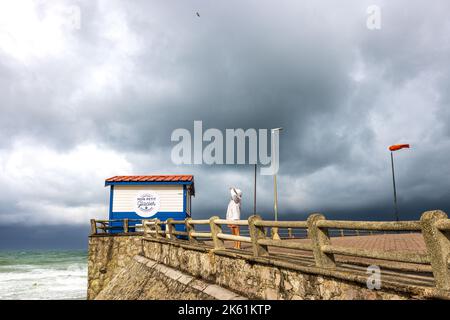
[222,233,427,253]
[329,233,426,252]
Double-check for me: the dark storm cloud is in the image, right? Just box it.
[0,0,450,249]
[0,225,89,250]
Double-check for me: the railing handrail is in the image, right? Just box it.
[190,231,212,238]
[166,220,186,225]
[93,218,426,232]
[217,233,252,243]
[143,220,158,225]
[187,219,210,225]
[95,219,141,223]
[257,238,313,251]
[253,220,308,228]
[316,220,422,231]
[434,219,450,231]
[214,219,249,226]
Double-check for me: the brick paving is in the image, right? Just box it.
[220,233,427,253]
[329,233,426,252]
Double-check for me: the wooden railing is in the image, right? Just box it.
[90,210,450,291]
[90,218,142,234]
[90,218,395,239]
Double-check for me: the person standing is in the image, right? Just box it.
[226,187,242,249]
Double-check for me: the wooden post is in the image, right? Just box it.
[154,219,162,238]
[123,218,129,233]
[142,219,153,237]
[420,210,450,290]
[142,219,149,237]
[185,218,198,243]
[288,227,293,239]
[307,213,336,269]
[248,215,268,257]
[90,219,97,235]
[166,218,174,239]
[209,216,224,250]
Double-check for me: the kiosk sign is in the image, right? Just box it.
[135,192,160,217]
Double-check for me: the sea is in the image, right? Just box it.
[0,250,87,300]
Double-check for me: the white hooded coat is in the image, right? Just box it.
[226,188,242,221]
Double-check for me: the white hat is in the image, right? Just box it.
[230,187,242,198]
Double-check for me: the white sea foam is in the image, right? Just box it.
[0,251,87,300]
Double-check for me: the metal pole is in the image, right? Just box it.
[272,172,281,240]
[390,151,399,221]
[253,164,257,215]
[274,174,278,221]
[271,127,282,240]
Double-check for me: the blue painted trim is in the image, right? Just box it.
[111,211,188,224]
[105,181,193,187]
[183,185,186,215]
[109,185,114,220]
[110,211,189,234]
[190,193,192,216]
[112,211,185,215]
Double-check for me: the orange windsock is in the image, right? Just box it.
[389,144,410,151]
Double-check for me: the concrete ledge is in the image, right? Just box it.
[90,232,144,238]
[132,255,247,300]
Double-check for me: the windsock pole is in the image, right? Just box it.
[390,151,399,222]
[388,144,410,222]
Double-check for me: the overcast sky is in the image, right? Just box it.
[1,0,450,249]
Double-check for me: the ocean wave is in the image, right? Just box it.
[0,250,87,300]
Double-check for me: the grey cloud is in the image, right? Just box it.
[0,0,450,249]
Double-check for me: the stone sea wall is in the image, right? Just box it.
[88,235,428,300]
[87,234,143,299]
[141,239,418,300]
[95,255,246,300]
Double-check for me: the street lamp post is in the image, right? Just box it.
[253,163,257,216]
[272,128,283,240]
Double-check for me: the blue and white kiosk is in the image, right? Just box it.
[105,175,194,233]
